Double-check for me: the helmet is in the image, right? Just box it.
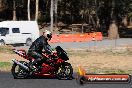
[43,30,52,41]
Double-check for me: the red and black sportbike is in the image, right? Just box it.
[11,46,73,79]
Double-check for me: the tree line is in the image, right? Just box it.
[0,0,132,38]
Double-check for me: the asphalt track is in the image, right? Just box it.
[0,72,132,88]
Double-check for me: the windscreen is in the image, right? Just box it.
[0,27,9,36]
[56,46,69,60]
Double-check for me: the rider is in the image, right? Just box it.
[28,30,53,70]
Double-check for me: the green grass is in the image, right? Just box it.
[0,62,11,71]
[0,62,11,68]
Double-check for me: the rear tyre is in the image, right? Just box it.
[26,38,32,46]
[0,40,5,46]
[56,62,73,80]
[11,61,29,79]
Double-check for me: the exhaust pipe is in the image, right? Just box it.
[12,59,29,71]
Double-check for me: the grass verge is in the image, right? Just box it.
[0,47,132,74]
[68,49,132,74]
[0,62,11,71]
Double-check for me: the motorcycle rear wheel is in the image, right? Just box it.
[11,61,29,79]
[56,62,73,80]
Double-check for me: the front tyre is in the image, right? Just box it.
[26,38,32,46]
[56,62,73,80]
[11,61,29,79]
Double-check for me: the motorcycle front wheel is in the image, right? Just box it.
[11,61,29,79]
[56,62,73,80]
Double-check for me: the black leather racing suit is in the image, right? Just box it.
[28,35,53,66]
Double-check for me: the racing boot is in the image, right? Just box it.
[29,59,41,72]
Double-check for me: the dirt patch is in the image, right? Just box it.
[68,49,132,74]
[0,53,27,62]
[69,54,132,70]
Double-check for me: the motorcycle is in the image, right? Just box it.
[11,46,73,79]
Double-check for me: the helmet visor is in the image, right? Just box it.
[47,34,52,40]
